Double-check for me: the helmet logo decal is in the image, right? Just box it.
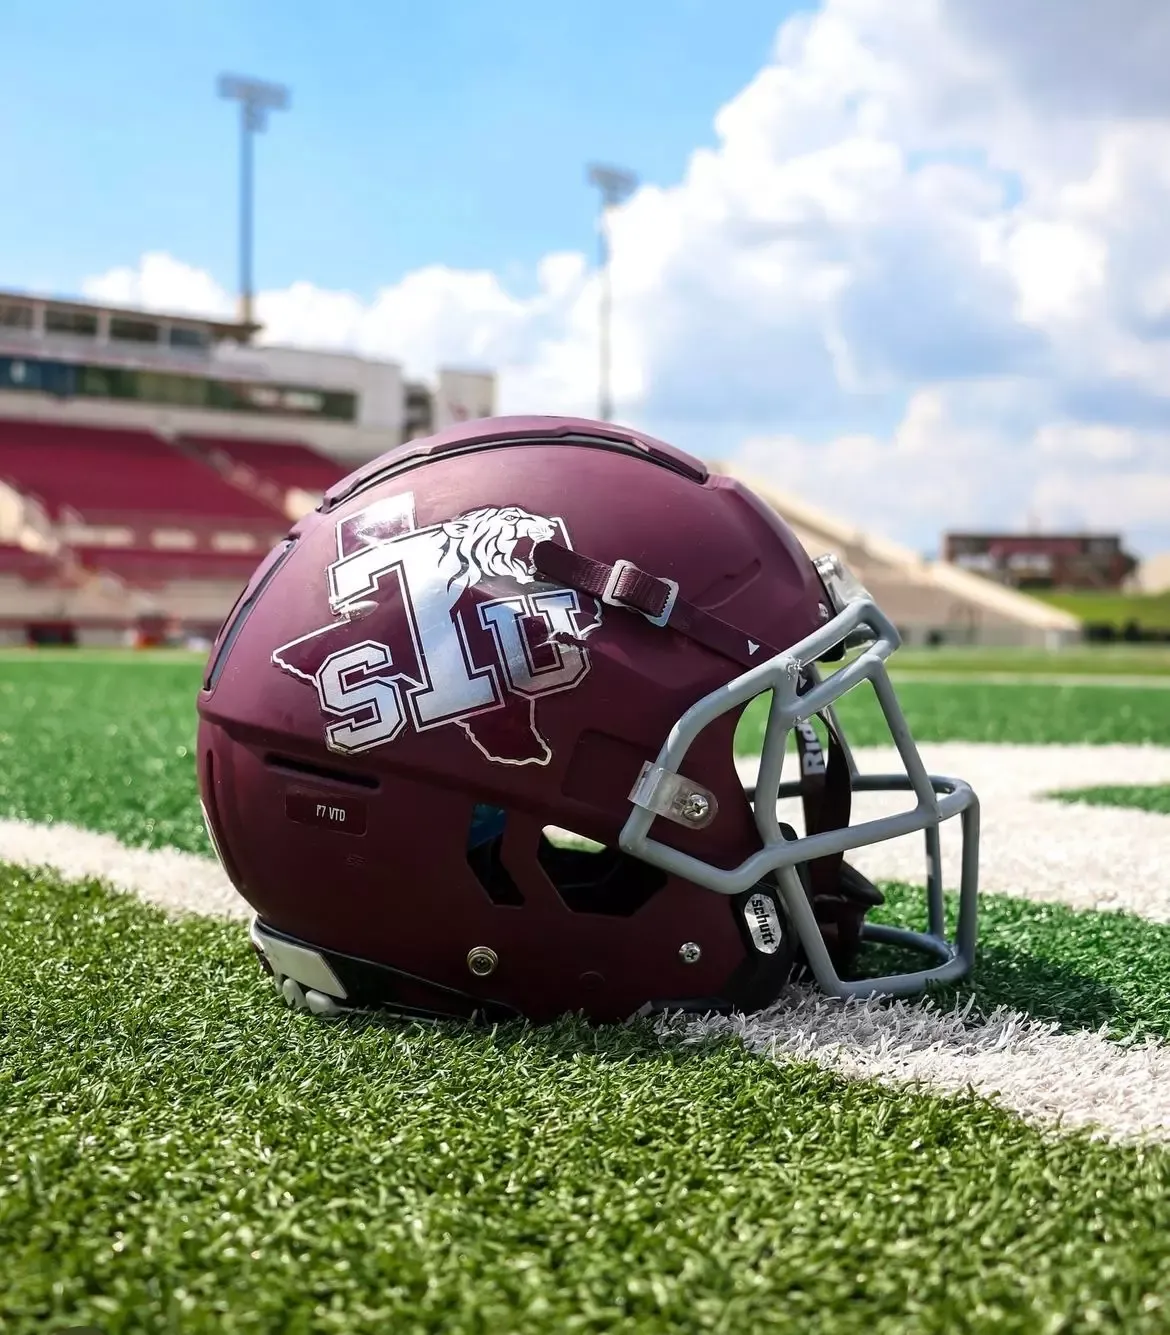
[272,492,603,766]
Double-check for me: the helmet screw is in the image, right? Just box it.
[680,793,710,823]
[467,946,498,977]
[678,942,702,965]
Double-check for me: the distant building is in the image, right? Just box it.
[0,287,496,465]
[942,532,1138,590]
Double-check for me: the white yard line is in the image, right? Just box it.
[664,991,1170,1144]
[0,818,248,921]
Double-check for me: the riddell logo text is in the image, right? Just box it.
[795,719,826,776]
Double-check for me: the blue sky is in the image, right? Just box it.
[2,0,804,300]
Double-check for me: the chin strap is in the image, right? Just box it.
[792,698,883,963]
[532,540,782,670]
[533,540,881,963]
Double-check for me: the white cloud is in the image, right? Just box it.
[1031,467,1170,533]
[85,252,234,320]
[81,0,1170,556]
[1034,423,1140,462]
[1005,221,1107,325]
[733,386,1018,552]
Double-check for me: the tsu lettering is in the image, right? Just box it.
[272,493,602,765]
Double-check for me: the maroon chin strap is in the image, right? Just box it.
[792,708,880,962]
[533,540,880,963]
[532,540,780,671]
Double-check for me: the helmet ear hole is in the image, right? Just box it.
[537,828,667,917]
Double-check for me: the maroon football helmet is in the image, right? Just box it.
[197,416,979,1024]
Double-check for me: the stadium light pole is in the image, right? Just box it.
[217,74,290,330]
[587,163,638,422]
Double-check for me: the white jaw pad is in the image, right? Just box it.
[250,918,349,1001]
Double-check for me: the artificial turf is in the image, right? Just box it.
[1,866,1169,1335]
[2,652,1169,1331]
[872,883,1170,1043]
[0,660,207,853]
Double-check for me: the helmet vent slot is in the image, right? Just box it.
[264,753,380,790]
[204,538,296,692]
[324,431,706,511]
[538,829,666,917]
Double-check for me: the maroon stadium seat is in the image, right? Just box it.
[0,419,283,524]
[184,435,345,495]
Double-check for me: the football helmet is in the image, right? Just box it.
[197,416,979,1023]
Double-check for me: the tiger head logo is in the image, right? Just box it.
[435,505,558,592]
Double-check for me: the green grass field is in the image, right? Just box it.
[1050,785,1170,815]
[3,869,1170,1335]
[1,650,1169,1332]
[1031,588,1170,634]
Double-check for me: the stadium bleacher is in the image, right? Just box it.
[74,546,263,588]
[0,543,58,580]
[0,419,281,524]
[0,416,345,644]
[184,434,345,495]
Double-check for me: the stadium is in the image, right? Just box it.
[0,285,1085,652]
[0,287,494,647]
[3,7,1170,1333]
